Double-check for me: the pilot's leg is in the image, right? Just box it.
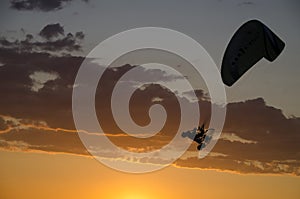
[197,144,202,150]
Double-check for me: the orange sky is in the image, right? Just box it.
[1,150,299,199]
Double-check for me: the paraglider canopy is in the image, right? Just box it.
[221,20,285,86]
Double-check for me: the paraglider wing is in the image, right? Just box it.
[221,20,285,86]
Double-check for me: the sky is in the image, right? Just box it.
[1,151,300,199]
[0,0,300,198]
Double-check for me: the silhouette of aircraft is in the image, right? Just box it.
[182,124,209,150]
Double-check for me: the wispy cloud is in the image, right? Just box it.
[220,132,257,144]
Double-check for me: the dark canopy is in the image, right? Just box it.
[221,20,285,86]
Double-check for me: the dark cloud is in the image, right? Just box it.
[10,0,88,12]
[175,156,300,175]
[175,98,300,175]
[39,23,64,40]
[218,98,300,162]
[10,0,71,11]
[0,118,88,155]
[25,34,34,41]
[0,48,83,129]
[0,49,299,175]
[0,24,84,53]
[0,117,6,131]
[75,31,84,40]
[183,89,210,101]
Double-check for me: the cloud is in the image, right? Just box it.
[174,156,300,175]
[0,114,89,155]
[0,140,32,151]
[0,23,84,54]
[182,89,210,102]
[10,0,88,12]
[39,23,64,40]
[0,48,299,175]
[152,97,163,102]
[75,31,84,40]
[0,112,299,175]
[29,71,60,92]
[174,98,300,175]
[220,132,257,144]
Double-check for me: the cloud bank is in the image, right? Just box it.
[0,29,299,175]
[0,23,84,54]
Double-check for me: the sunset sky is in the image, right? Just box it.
[0,0,300,198]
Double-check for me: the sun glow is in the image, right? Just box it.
[108,187,160,199]
[101,191,156,199]
[121,193,150,199]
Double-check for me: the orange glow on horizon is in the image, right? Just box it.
[100,191,153,199]
[1,151,300,199]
